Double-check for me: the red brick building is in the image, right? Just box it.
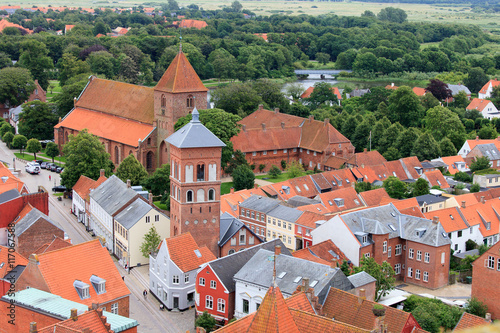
[219,212,264,257]
[231,106,354,172]
[54,49,208,171]
[471,241,500,320]
[166,108,225,255]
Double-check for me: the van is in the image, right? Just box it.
[25,162,41,175]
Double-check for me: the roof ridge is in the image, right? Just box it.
[37,239,100,257]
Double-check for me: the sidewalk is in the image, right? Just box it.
[398,282,471,299]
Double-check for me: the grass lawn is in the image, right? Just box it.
[221,182,234,195]
[13,152,65,167]
[256,173,289,183]
[53,193,64,197]
[39,152,66,163]
[46,80,62,100]
[153,201,169,210]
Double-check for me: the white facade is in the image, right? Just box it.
[458,142,472,158]
[233,280,267,319]
[72,190,87,225]
[479,101,500,120]
[311,215,360,266]
[89,198,114,251]
[479,82,495,99]
[448,224,483,253]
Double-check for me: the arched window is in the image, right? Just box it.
[146,151,154,170]
[161,94,166,108]
[186,190,193,202]
[177,188,180,200]
[197,164,205,181]
[187,95,194,108]
[129,150,133,156]
[228,249,235,255]
[208,189,215,201]
[147,138,151,145]
[114,146,119,164]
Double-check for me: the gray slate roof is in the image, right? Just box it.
[219,212,263,247]
[340,204,451,247]
[416,194,448,206]
[165,108,225,148]
[90,175,138,216]
[208,239,291,293]
[234,249,353,303]
[15,208,63,237]
[474,143,500,160]
[239,195,280,213]
[267,205,303,222]
[0,189,20,204]
[447,84,471,96]
[287,196,320,208]
[115,198,156,230]
[347,271,376,288]
[349,89,371,98]
[8,105,23,122]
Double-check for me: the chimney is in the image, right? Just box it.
[302,277,310,292]
[148,192,153,205]
[70,308,78,321]
[461,201,466,208]
[324,118,329,126]
[391,83,394,87]
[230,187,234,194]
[481,196,485,204]
[261,123,266,131]
[29,322,37,333]
[364,148,367,153]
[258,104,263,110]
[476,136,479,141]
[485,313,492,322]
[309,115,314,123]
[29,254,39,265]
[275,245,281,256]
[58,117,62,123]
[73,97,77,106]
[281,122,285,129]
[274,108,279,114]
[432,216,439,224]
[242,124,246,132]
[100,169,105,178]
[126,179,131,188]
[359,288,366,300]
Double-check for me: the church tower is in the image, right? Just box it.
[154,46,208,167]
[166,108,225,256]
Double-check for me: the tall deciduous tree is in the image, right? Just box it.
[383,176,407,199]
[45,142,60,163]
[286,161,305,178]
[52,74,88,118]
[354,256,396,302]
[412,132,441,161]
[18,101,58,140]
[412,178,430,197]
[116,154,148,186]
[140,225,162,258]
[26,138,42,160]
[232,164,255,191]
[307,82,338,110]
[12,135,27,154]
[470,156,490,172]
[142,164,170,205]
[61,130,114,189]
[211,82,263,116]
[0,67,35,107]
[395,127,420,158]
[440,138,457,157]
[18,39,53,90]
[426,79,452,101]
[2,131,14,148]
[387,86,424,128]
[423,106,466,149]
[57,52,91,86]
[377,7,407,23]
[464,67,489,94]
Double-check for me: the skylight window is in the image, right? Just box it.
[304,185,309,191]
[194,249,202,258]
[354,199,360,205]
[346,179,350,183]
[450,215,454,220]
[310,280,318,288]
[278,272,287,279]
[295,186,301,193]
[442,232,447,238]
[328,200,333,206]
[294,276,302,283]
[390,212,396,217]
[388,224,396,231]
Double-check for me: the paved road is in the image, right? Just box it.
[0,142,195,333]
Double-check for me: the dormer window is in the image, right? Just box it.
[90,275,106,295]
[74,280,90,300]
[362,235,368,243]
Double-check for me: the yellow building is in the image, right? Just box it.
[266,205,302,251]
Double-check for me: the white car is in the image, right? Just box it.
[25,162,41,175]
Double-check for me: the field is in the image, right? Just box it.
[9,0,500,30]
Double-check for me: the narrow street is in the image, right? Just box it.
[0,142,195,333]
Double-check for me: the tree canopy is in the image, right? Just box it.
[18,101,58,140]
[116,154,148,186]
[354,256,395,302]
[0,67,35,106]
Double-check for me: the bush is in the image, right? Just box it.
[195,311,216,333]
[470,183,480,192]
[454,171,472,183]
[281,159,287,170]
[465,297,488,318]
[466,239,478,251]
[259,164,265,172]
[268,165,282,178]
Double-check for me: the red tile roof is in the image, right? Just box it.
[300,86,342,100]
[32,239,130,307]
[0,19,31,34]
[424,207,468,233]
[315,187,364,214]
[34,237,72,254]
[479,79,500,95]
[412,87,427,96]
[463,138,500,154]
[232,127,301,152]
[293,239,349,265]
[220,188,268,217]
[440,156,468,175]
[65,24,75,32]
[284,292,315,314]
[466,98,494,112]
[359,188,391,207]
[177,19,207,29]
[454,312,489,331]
[0,245,28,277]
[164,232,215,272]
[400,157,423,179]
[55,108,154,147]
[460,199,500,237]
[288,177,318,198]
[454,193,479,208]
[75,77,154,124]
[72,175,107,202]
[324,155,348,169]
[15,203,33,221]
[0,164,27,195]
[294,211,324,229]
[155,51,208,93]
[253,33,268,41]
[384,160,408,179]
[38,310,112,333]
[424,170,449,189]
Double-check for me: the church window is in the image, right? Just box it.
[146,151,154,170]
[114,146,119,164]
[187,190,193,202]
[197,164,205,181]
[147,138,151,145]
[197,189,205,202]
[161,94,166,108]
[187,95,194,108]
[208,189,215,201]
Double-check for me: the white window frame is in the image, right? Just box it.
[408,267,413,278]
[395,264,401,274]
[409,248,414,259]
[423,271,429,282]
[415,269,421,280]
[172,275,179,284]
[199,277,205,286]
[383,241,387,253]
[395,244,402,256]
[184,273,189,283]
[206,295,213,309]
[424,252,430,263]
[217,298,225,313]
[111,302,118,314]
[210,280,217,289]
[416,250,422,261]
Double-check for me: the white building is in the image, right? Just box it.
[72,171,107,231]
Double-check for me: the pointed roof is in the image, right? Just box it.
[165,108,225,148]
[155,50,208,93]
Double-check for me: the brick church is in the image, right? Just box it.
[54,48,208,172]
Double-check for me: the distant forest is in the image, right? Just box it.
[354,0,500,11]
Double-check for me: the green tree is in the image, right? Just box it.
[87,51,116,79]
[355,181,372,193]
[140,225,162,258]
[383,176,407,199]
[252,79,290,114]
[26,138,42,160]
[286,83,305,101]
[470,183,480,193]
[383,147,400,161]
[18,101,58,140]
[0,67,35,107]
[352,120,372,152]
[440,137,457,157]
[231,0,243,12]
[286,161,305,178]
[268,165,282,178]
[340,260,351,276]
[452,91,469,108]
[45,141,60,163]
[354,256,395,302]
[464,67,489,94]
[424,106,466,148]
[61,130,114,189]
[116,154,148,186]
[195,311,216,333]
[52,74,88,118]
[57,52,91,86]
[316,52,330,65]
[412,178,430,197]
[211,82,263,116]
[12,135,28,154]
[18,40,53,90]
[394,127,420,158]
[378,122,404,154]
[307,82,338,110]
[142,164,170,205]
[412,303,441,333]
[353,52,378,72]
[0,123,14,138]
[377,7,407,23]
[387,86,425,128]
[412,132,441,161]
[232,164,255,191]
[208,48,238,81]
[470,156,490,172]
[92,20,110,36]
[224,150,249,175]
[478,124,498,139]
[2,131,14,148]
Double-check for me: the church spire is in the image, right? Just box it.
[191,107,200,122]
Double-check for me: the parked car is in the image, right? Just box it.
[25,162,40,175]
[40,161,48,169]
[52,185,67,192]
[45,162,54,170]
[50,164,58,172]
[34,159,44,165]
[56,167,64,173]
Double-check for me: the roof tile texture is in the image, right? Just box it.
[155,51,208,93]
[165,232,216,272]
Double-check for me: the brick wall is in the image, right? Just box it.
[472,242,500,320]
[219,234,263,257]
[16,218,65,258]
[404,241,449,289]
[0,299,60,333]
[101,296,130,318]
[0,192,48,229]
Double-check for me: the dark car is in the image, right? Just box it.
[45,162,54,169]
[56,167,64,173]
[40,161,48,169]
[50,164,58,172]
[52,185,67,192]
[35,159,44,165]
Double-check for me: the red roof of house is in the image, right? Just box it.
[220,188,268,217]
[386,84,398,90]
[0,19,31,34]
[412,87,426,96]
[55,108,154,147]
[65,24,75,32]
[292,239,349,265]
[284,292,314,314]
[479,79,500,95]
[359,188,390,207]
[440,155,467,175]
[454,193,479,207]
[32,239,130,307]
[400,156,423,179]
[424,207,468,233]
[72,175,107,202]
[0,164,27,195]
[253,33,268,41]
[347,150,387,168]
[315,187,364,214]
[323,155,348,169]
[424,170,449,189]
[466,98,494,112]
[95,33,105,37]
[294,211,324,229]
[300,86,342,100]
[34,237,72,254]
[38,310,112,333]
[177,19,207,29]
[288,177,319,198]
[155,50,208,93]
[164,232,215,272]
[0,245,28,278]
[454,312,489,331]
[384,160,408,179]
[460,199,500,237]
